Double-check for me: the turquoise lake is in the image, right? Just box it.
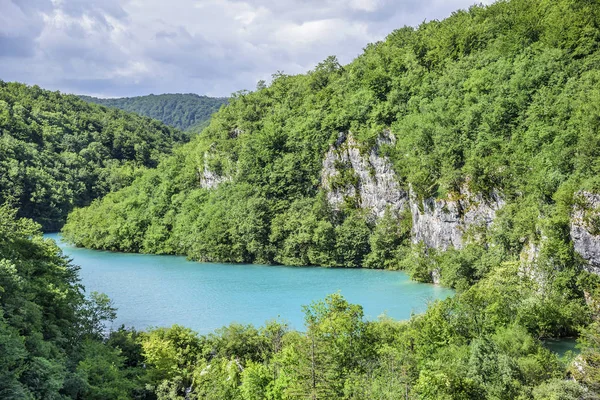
[46,233,453,334]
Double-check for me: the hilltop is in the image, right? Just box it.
[79,93,228,131]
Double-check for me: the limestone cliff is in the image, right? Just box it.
[321,131,505,252]
[571,192,600,275]
[410,190,505,251]
[199,152,231,189]
[321,131,408,218]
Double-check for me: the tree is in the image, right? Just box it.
[283,294,370,399]
[78,292,118,339]
[570,322,600,394]
[140,325,203,396]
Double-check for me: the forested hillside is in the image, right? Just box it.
[0,82,190,230]
[0,205,121,398]
[60,1,600,394]
[65,0,600,278]
[80,93,228,131]
[2,205,599,399]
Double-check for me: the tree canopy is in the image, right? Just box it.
[0,82,190,230]
[79,93,228,131]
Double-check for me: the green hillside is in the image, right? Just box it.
[66,0,600,276]
[61,1,600,393]
[0,82,190,230]
[1,0,599,397]
[79,93,228,131]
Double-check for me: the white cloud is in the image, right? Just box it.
[275,18,370,47]
[349,0,381,12]
[0,0,494,97]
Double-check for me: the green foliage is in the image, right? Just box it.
[0,82,189,230]
[240,361,272,400]
[2,203,599,398]
[570,321,600,393]
[64,0,600,287]
[282,294,371,398]
[0,204,136,398]
[4,0,600,397]
[532,378,585,400]
[334,212,372,268]
[119,292,599,399]
[140,324,203,389]
[364,208,411,270]
[80,93,228,131]
[75,292,117,340]
[70,340,133,400]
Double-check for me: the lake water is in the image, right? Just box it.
[46,233,453,334]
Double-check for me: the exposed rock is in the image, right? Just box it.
[583,291,600,317]
[518,240,545,282]
[321,131,408,218]
[321,131,504,251]
[410,189,504,251]
[199,155,231,189]
[431,268,442,285]
[229,128,243,139]
[520,240,541,267]
[571,192,600,275]
[517,238,559,292]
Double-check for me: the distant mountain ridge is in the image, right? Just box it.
[79,93,228,131]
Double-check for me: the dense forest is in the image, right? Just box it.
[60,0,600,396]
[2,0,600,398]
[65,0,600,276]
[1,205,599,399]
[0,82,190,230]
[79,94,228,131]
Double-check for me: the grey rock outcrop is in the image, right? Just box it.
[199,154,231,190]
[410,190,504,251]
[321,131,505,251]
[321,131,408,218]
[571,192,600,275]
[430,268,442,285]
[519,240,542,276]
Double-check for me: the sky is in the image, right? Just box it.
[0,0,493,98]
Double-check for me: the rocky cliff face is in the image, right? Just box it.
[571,192,600,275]
[410,190,505,251]
[199,154,231,189]
[321,131,505,252]
[515,191,600,277]
[321,135,600,277]
[321,131,408,218]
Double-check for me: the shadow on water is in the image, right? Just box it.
[543,338,579,359]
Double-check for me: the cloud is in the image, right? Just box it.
[0,0,494,97]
